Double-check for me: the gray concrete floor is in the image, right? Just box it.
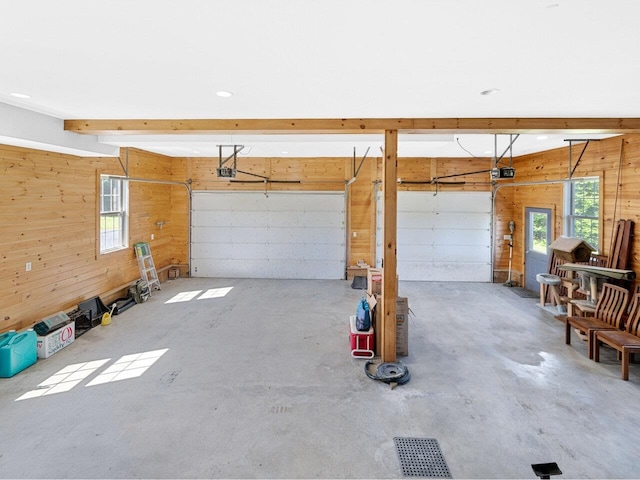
[1,278,640,479]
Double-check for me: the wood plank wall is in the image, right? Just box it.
[0,149,496,335]
[396,157,492,192]
[169,157,190,268]
[186,156,348,191]
[347,155,377,266]
[179,154,375,264]
[5,134,640,334]
[183,155,493,268]
[0,146,185,333]
[499,134,640,285]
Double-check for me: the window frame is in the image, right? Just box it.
[99,175,129,254]
[564,175,601,252]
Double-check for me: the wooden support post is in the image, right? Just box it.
[381,130,398,363]
[430,157,437,185]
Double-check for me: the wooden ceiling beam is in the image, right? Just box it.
[64,117,640,135]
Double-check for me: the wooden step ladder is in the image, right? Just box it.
[134,242,161,294]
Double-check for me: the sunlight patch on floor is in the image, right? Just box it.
[86,349,168,386]
[198,287,233,299]
[165,290,203,303]
[165,286,233,303]
[16,359,110,401]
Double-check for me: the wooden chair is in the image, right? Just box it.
[555,220,633,315]
[565,283,630,359]
[554,253,607,316]
[594,292,640,380]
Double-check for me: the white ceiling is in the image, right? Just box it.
[0,0,636,158]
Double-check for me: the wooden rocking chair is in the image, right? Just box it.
[594,292,640,380]
[565,283,630,359]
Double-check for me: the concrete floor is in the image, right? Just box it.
[1,278,640,479]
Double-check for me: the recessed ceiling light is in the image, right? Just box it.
[10,92,31,99]
[484,150,492,155]
[480,89,500,96]
[216,91,233,98]
[193,150,200,154]
[281,151,288,154]
[536,135,549,140]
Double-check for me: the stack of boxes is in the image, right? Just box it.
[365,267,409,357]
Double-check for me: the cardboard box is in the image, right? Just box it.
[396,297,409,357]
[37,321,75,359]
[367,268,383,295]
[346,266,369,281]
[369,296,409,357]
[366,268,399,295]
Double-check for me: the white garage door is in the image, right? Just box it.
[191,191,346,279]
[376,191,492,282]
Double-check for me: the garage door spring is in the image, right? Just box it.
[364,361,410,385]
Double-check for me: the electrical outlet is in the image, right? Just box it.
[503,234,512,240]
[353,232,357,238]
[26,262,31,271]
[151,234,155,240]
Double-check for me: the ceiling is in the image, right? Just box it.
[1,0,636,158]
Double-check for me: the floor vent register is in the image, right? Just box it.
[394,437,452,478]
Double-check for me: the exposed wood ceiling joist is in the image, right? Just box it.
[65,118,640,136]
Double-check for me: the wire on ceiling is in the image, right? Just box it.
[456,137,480,158]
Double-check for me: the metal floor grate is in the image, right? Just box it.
[394,437,452,478]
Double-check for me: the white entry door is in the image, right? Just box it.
[376,191,492,281]
[191,191,346,279]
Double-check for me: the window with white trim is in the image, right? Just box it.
[100,176,128,253]
[565,177,599,252]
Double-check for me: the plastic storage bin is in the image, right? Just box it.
[0,330,37,378]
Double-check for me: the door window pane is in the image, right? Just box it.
[531,212,548,254]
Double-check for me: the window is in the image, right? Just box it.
[531,212,549,254]
[565,177,599,251]
[100,176,128,253]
